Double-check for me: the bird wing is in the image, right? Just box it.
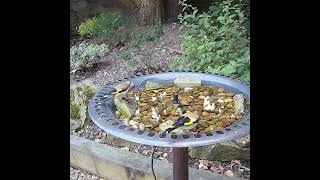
[172,116,191,128]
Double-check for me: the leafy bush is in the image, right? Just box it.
[70,42,109,72]
[170,0,250,82]
[77,10,133,42]
[78,17,97,38]
[208,0,250,36]
[93,11,131,38]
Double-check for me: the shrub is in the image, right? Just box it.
[70,42,109,72]
[78,17,97,38]
[77,10,133,42]
[170,0,250,82]
[93,11,130,37]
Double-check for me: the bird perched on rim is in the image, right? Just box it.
[160,112,200,137]
[113,81,135,103]
[110,81,134,95]
[113,81,137,118]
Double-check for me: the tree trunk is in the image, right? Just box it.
[136,0,164,25]
[164,0,180,22]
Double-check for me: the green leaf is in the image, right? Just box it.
[197,45,205,50]
[220,64,236,75]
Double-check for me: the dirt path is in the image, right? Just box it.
[70,23,182,86]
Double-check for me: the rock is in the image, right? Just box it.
[146,81,162,90]
[154,127,161,132]
[129,120,138,126]
[115,111,121,118]
[217,88,224,93]
[203,96,215,112]
[151,107,161,121]
[224,170,234,177]
[199,163,209,170]
[70,119,82,131]
[114,97,137,119]
[203,115,214,121]
[189,140,250,161]
[199,120,209,128]
[174,76,201,88]
[163,153,168,158]
[70,80,100,131]
[232,135,250,148]
[233,94,245,115]
[226,92,235,97]
[120,146,130,151]
[138,123,145,131]
[224,98,233,103]
[202,112,209,116]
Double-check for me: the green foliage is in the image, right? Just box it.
[130,21,163,48]
[70,104,81,119]
[76,10,133,42]
[78,17,97,38]
[120,51,136,65]
[93,11,132,39]
[70,42,109,72]
[208,0,250,36]
[70,84,97,121]
[120,52,132,61]
[170,0,250,82]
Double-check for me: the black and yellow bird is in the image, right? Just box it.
[160,112,200,136]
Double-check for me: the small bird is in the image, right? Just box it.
[113,81,137,118]
[160,112,200,136]
[110,81,134,95]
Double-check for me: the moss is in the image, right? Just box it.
[70,83,97,123]
[70,104,81,119]
[83,85,95,104]
[76,86,82,92]
[70,89,75,102]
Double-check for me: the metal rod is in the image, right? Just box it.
[173,147,189,180]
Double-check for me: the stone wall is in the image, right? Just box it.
[70,134,242,180]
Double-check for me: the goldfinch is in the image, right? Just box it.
[110,81,134,95]
[160,112,200,136]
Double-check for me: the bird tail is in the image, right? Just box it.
[159,127,176,137]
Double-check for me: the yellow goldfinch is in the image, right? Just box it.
[160,112,200,136]
[110,81,134,95]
